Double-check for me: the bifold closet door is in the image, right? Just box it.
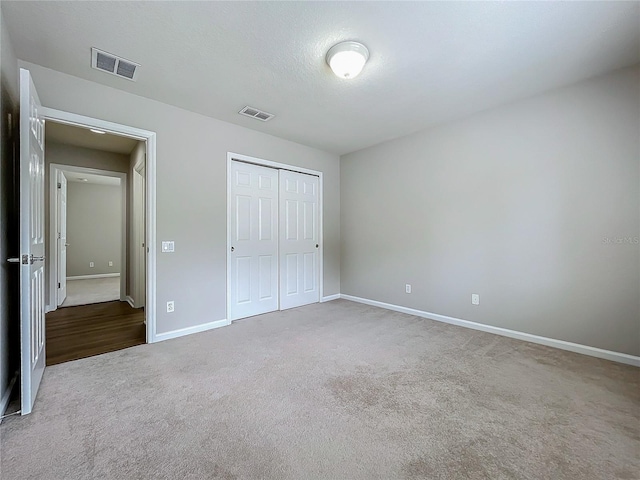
[279,170,320,309]
[229,161,279,320]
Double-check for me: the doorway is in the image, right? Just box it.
[50,165,127,308]
[227,153,324,321]
[44,120,147,364]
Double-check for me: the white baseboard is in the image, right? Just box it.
[340,294,640,367]
[0,372,18,420]
[321,294,341,302]
[67,273,120,280]
[125,296,135,308]
[153,318,230,343]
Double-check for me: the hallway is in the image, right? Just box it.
[46,301,145,366]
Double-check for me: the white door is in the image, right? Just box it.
[279,170,320,309]
[57,170,67,306]
[133,168,146,307]
[19,69,46,415]
[229,161,278,320]
[139,169,146,308]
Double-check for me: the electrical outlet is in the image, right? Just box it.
[166,301,175,313]
[89,262,94,268]
[472,294,480,305]
[108,261,113,267]
[405,284,412,294]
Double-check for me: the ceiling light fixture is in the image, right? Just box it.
[90,129,106,134]
[326,41,369,79]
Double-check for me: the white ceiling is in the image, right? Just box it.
[46,121,139,155]
[3,1,639,155]
[64,171,120,187]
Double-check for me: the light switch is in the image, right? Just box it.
[162,241,175,253]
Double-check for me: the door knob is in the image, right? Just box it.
[231,247,235,252]
[65,243,70,247]
[30,255,45,264]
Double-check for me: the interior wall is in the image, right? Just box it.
[0,7,20,412]
[66,182,122,277]
[44,141,130,305]
[341,65,640,357]
[22,61,341,335]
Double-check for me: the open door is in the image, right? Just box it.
[19,69,46,414]
[132,166,146,307]
[57,170,67,306]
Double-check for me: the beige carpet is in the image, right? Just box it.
[61,277,120,307]
[1,300,638,479]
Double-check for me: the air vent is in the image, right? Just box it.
[239,106,275,122]
[91,48,140,82]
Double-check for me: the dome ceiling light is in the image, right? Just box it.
[326,41,369,79]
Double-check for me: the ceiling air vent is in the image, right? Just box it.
[239,106,275,122]
[91,48,140,81]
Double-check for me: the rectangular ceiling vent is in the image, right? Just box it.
[239,106,275,122]
[91,47,140,82]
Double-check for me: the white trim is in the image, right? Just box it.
[49,164,127,306]
[41,106,157,343]
[66,273,120,280]
[321,294,341,302]
[340,294,640,367]
[125,296,135,308]
[154,319,230,343]
[0,372,18,420]
[226,152,324,322]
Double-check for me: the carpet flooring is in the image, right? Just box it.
[61,277,120,308]
[1,300,638,479]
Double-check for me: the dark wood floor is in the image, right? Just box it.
[46,301,146,366]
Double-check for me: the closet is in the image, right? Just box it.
[228,160,320,320]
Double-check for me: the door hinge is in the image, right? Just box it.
[58,282,61,288]
[58,232,61,239]
[57,182,61,189]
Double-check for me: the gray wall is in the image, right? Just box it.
[23,60,341,335]
[44,142,130,304]
[341,65,640,356]
[0,7,19,412]
[66,182,122,277]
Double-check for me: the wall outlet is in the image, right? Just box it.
[472,294,480,305]
[89,262,94,268]
[108,261,113,267]
[166,301,175,313]
[405,284,412,294]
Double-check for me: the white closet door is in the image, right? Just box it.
[229,161,279,320]
[279,170,319,309]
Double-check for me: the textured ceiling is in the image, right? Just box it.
[3,1,639,155]
[46,121,139,155]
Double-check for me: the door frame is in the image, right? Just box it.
[49,164,127,307]
[226,152,324,321]
[41,107,158,343]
